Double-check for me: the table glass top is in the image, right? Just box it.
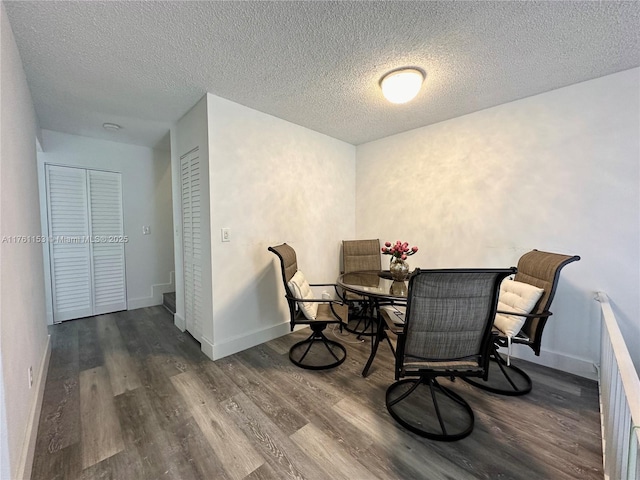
[337,271,410,300]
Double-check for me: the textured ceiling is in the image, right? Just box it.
[4,1,640,149]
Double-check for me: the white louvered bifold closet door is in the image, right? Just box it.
[88,170,127,315]
[181,147,203,341]
[46,165,126,322]
[46,165,93,321]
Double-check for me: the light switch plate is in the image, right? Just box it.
[142,225,151,235]
[221,228,230,242]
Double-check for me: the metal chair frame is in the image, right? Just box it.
[386,267,515,441]
[269,244,348,370]
[341,240,382,337]
[464,250,580,396]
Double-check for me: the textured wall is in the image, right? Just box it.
[207,94,356,355]
[0,4,50,477]
[172,96,213,351]
[38,130,175,315]
[356,68,640,374]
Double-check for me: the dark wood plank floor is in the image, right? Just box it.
[31,306,603,480]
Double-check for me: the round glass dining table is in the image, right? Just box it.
[336,271,410,300]
[336,271,410,376]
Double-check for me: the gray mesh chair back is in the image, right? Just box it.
[399,269,514,377]
[269,243,304,331]
[341,240,382,337]
[343,239,381,273]
[403,271,506,367]
[270,243,298,284]
[387,267,515,441]
[514,250,580,354]
[268,243,300,327]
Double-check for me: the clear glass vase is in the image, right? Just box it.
[389,280,408,296]
[389,256,409,281]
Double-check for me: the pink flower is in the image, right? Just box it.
[381,240,419,258]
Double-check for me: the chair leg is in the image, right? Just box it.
[386,376,475,441]
[345,300,378,337]
[289,323,347,370]
[320,335,342,363]
[296,336,316,364]
[462,344,533,396]
[429,379,448,436]
[347,315,365,334]
[362,316,385,377]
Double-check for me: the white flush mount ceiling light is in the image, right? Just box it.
[102,122,122,131]
[380,68,425,104]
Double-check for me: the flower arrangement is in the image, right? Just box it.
[381,241,418,261]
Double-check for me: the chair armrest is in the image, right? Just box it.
[309,283,343,298]
[379,306,405,336]
[285,294,346,306]
[496,310,552,319]
[492,327,531,344]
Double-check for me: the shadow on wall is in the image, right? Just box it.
[541,273,599,360]
[255,253,289,328]
[211,247,292,348]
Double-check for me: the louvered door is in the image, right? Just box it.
[45,165,126,322]
[181,147,203,341]
[88,170,127,315]
[46,165,93,321]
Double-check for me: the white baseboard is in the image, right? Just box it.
[174,312,185,332]
[211,321,292,361]
[510,344,598,380]
[127,296,162,310]
[16,335,51,480]
[200,336,215,360]
[127,272,175,310]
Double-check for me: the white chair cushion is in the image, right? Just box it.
[287,270,318,320]
[494,280,544,337]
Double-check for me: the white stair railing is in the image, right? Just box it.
[596,292,640,480]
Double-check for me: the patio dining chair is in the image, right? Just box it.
[269,243,348,370]
[463,249,580,395]
[341,239,382,336]
[384,267,515,441]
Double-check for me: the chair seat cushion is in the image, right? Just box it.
[288,270,318,320]
[404,360,482,372]
[380,305,406,325]
[494,280,544,337]
[380,305,406,336]
[316,303,348,324]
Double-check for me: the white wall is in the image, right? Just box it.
[172,96,214,354]
[356,68,640,376]
[37,130,175,318]
[206,93,356,358]
[0,4,51,478]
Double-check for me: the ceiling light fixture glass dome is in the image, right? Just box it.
[380,68,425,104]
